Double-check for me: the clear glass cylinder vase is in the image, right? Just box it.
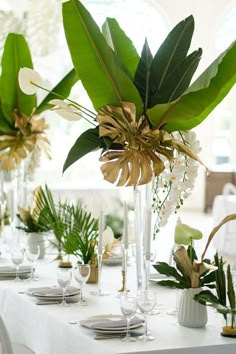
[134,181,153,290]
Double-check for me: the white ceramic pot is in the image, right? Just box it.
[27,232,45,259]
[177,287,208,328]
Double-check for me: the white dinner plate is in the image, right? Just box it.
[80,315,144,333]
[26,286,80,299]
[103,257,122,266]
[0,265,31,275]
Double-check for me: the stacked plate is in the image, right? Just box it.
[0,265,31,280]
[80,315,144,336]
[103,256,122,266]
[26,286,80,304]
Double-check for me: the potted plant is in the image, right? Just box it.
[194,253,236,337]
[62,206,99,282]
[153,215,236,328]
[17,188,52,258]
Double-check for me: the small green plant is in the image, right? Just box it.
[16,188,52,233]
[153,215,236,289]
[62,205,98,264]
[194,253,236,332]
[153,222,216,289]
[32,185,99,263]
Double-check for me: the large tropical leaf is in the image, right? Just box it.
[150,48,202,105]
[0,33,36,123]
[63,127,101,172]
[134,39,153,111]
[148,41,236,131]
[102,18,140,78]
[35,69,78,114]
[0,106,16,135]
[149,15,194,107]
[62,0,142,114]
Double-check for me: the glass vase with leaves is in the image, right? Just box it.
[0,32,78,230]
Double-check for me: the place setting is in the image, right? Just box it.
[26,285,80,305]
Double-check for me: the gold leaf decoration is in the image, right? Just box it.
[97,101,202,186]
[0,111,50,171]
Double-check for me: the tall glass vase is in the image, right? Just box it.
[134,181,153,290]
[10,161,28,239]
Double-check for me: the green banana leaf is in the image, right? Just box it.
[62,0,142,115]
[0,33,36,124]
[0,105,16,135]
[36,69,79,114]
[134,39,153,111]
[102,18,140,78]
[151,48,202,105]
[149,15,195,107]
[63,127,101,173]
[148,41,236,131]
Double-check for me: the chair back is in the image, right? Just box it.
[0,315,14,354]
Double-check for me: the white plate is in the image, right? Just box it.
[80,315,143,333]
[27,286,80,299]
[0,266,31,275]
[103,257,122,266]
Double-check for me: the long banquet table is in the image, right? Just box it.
[0,251,236,354]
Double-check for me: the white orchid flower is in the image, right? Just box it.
[49,99,81,121]
[18,67,44,95]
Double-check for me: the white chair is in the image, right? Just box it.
[0,315,34,354]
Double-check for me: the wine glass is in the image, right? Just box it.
[120,294,137,342]
[11,247,24,282]
[73,264,90,305]
[57,268,72,307]
[25,245,40,281]
[137,290,156,341]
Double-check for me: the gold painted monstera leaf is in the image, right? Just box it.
[0,112,50,171]
[97,102,203,186]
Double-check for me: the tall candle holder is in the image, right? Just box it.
[90,249,110,296]
[118,243,128,293]
[90,209,109,296]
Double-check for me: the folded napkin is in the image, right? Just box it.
[80,316,143,330]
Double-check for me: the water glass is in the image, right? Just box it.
[57,268,72,306]
[74,264,90,305]
[120,294,137,342]
[137,290,156,341]
[11,247,24,281]
[25,245,40,281]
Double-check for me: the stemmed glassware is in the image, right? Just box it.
[137,290,156,341]
[11,247,24,281]
[74,264,90,305]
[25,245,40,281]
[120,294,137,342]
[57,267,72,307]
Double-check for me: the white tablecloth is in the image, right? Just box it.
[0,253,236,354]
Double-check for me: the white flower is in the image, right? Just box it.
[49,99,81,121]
[18,67,43,95]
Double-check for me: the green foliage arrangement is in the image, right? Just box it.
[32,185,99,263]
[153,215,236,289]
[60,0,236,186]
[194,253,236,332]
[0,32,77,171]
